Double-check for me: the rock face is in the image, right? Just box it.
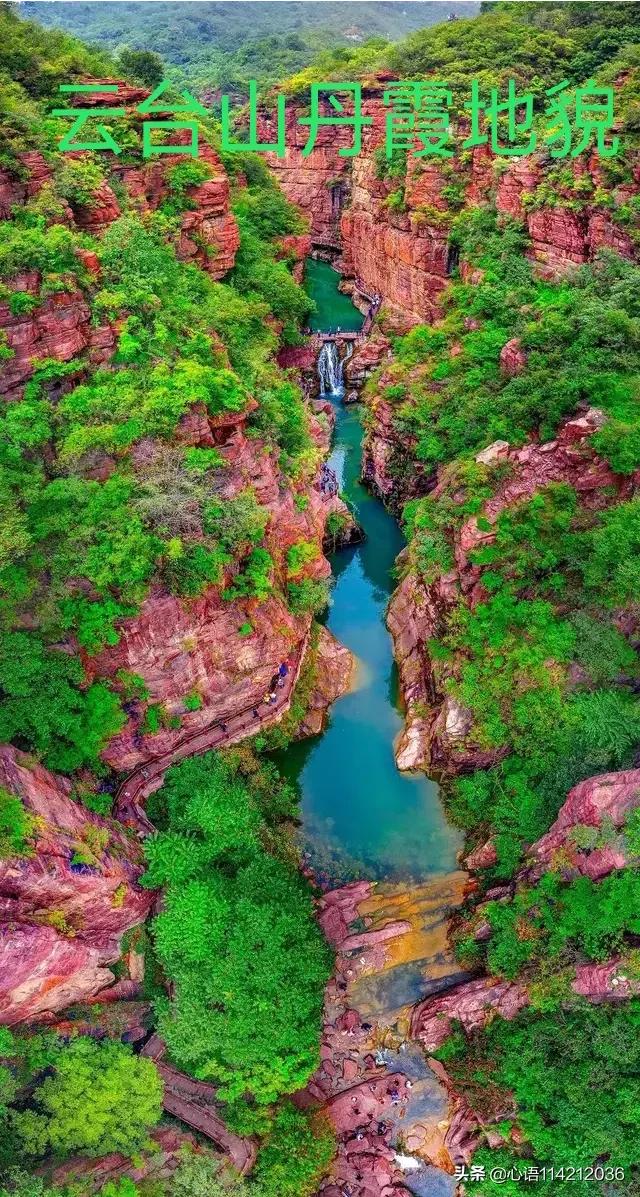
[0,279,94,401]
[411,956,640,1053]
[262,106,355,241]
[0,746,154,1023]
[297,626,354,737]
[265,85,638,326]
[387,409,634,774]
[52,1127,206,1193]
[344,330,391,387]
[341,154,452,324]
[91,406,348,770]
[525,768,640,881]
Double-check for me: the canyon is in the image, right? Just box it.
[2,29,640,1196]
[264,84,638,329]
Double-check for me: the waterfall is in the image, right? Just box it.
[318,341,343,396]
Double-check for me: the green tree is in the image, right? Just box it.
[142,754,332,1126]
[10,1038,163,1159]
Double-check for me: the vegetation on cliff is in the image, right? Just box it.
[0,5,334,1191]
[368,57,640,1187]
[142,750,332,1134]
[0,1,322,775]
[393,213,640,869]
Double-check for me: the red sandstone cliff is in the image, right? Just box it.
[0,110,354,769]
[265,82,639,326]
[89,401,351,770]
[524,767,640,882]
[0,122,239,402]
[386,409,634,773]
[0,746,154,1023]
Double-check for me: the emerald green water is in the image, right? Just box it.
[304,258,364,333]
[280,266,462,886]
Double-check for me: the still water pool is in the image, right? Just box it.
[277,263,461,885]
[304,257,365,333]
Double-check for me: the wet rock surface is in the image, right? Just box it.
[297,627,355,738]
[310,874,470,1196]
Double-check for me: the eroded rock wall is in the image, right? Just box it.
[387,411,635,773]
[0,746,154,1023]
[265,82,639,326]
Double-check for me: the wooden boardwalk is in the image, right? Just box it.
[114,630,310,832]
[141,1036,257,1175]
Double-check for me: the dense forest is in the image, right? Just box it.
[24,0,479,93]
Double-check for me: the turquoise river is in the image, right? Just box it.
[280,259,462,885]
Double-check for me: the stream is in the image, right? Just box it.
[281,259,462,887]
[287,259,463,1196]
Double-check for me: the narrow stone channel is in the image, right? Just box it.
[282,259,462,887]
[284,260,467,1197]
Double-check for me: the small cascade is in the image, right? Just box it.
[318,340,343,396]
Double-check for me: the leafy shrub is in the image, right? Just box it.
[287,578,330,615]
[0,789,36,859]
[286,539,319,578]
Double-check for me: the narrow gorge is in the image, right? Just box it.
[2,5,640,1197]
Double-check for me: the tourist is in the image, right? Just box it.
[279,661,289,679]
[252,707,260,719]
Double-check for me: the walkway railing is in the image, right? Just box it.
[114,631,310,834]
[307,293,380,351]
